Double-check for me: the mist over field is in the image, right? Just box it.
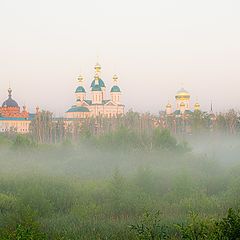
[1,131,240,239]
[1,134,240,178]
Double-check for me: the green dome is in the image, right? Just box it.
[92,85,102,91]
[75,86,86,93]
[110,85,121,92]
[91,79,106,88]
[67,106,90,113]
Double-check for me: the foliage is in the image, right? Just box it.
[176,212,212,240]
[216,208,240,239]
[12,135,36,150]
[0,193,17,214]
[0,134,12,146]
[96,126,148,150]
[176,209,240,240]
[1,223,46,240]
[130,211,169,240]
[152,128,177,150]
[0,136,239,239]
[0,205,46,240]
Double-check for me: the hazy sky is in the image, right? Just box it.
[1,0,240,115]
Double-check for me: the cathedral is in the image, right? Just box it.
[0,88,32,133]
[165,88,200,116]
[66,63,125,118]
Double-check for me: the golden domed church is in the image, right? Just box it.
[66,63,125,118]
[165,88,200,115]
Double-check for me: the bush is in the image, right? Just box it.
[0,206,46,240]
[130,211,169,240]
[216,208,240,239]
[176,209,240,240]
[96,127,147,150]
[0,193,17,214]
[12,135,36,150]
[1,223,46,240]
[176,212,213,240]
[152,128,177,150]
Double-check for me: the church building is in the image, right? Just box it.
[0,88,32,133]
[66,63,125,118]
[165,88,200,116]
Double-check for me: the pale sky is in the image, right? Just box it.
[0,0,240,115]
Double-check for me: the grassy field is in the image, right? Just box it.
[0,130,240,239]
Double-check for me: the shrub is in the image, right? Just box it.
[152,128,177,150]
[130,211,169,240]
[12,135,36,150]
[0,193,17,214]
[1,223,46,240]
[176,212,212,240]
[0,206,46,240]
[216,208,240,239]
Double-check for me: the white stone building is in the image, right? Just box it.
[66,63,125,118]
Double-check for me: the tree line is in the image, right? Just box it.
[29,109,240,144]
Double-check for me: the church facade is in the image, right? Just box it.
[66,63,125,119]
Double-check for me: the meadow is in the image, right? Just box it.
[0,129,240,239]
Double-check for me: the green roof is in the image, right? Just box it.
[110,85,121,92]
[66,106,90,113]
[102,100,110,104]
[75,86,86,93]
[84,100,92,105]
[0,117,30,121]
[91,79,106,88]
[174,110,193,115]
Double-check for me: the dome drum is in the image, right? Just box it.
[175,95,190,100]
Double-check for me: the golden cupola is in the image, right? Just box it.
[180,102,185,107]
[175,88,190,100]
[166,102,172,108]
[194,102,200,111]
[94,63,101,75]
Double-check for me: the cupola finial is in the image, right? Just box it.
[113,74,118,84]
[8,88,12,98]
[77,75,84,85]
